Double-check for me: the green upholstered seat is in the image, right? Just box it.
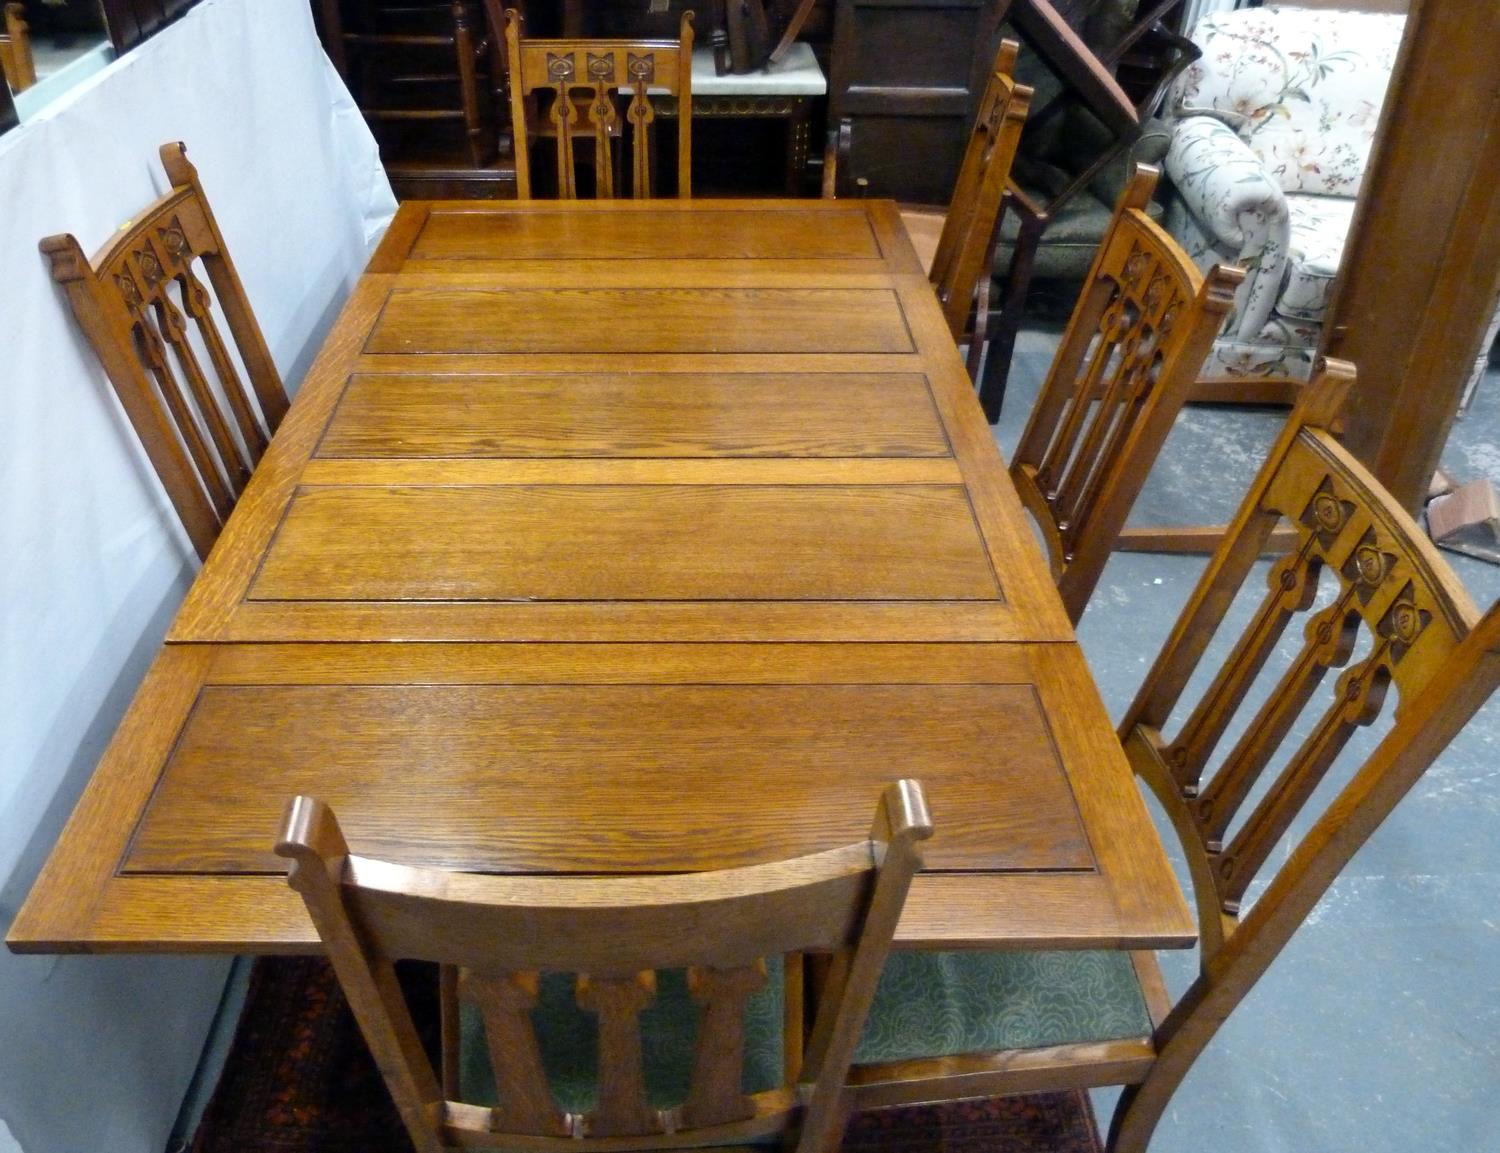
[460,951,1150,1110]
[854,951,1152,1064]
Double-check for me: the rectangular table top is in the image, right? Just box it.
[9,199,1193,955]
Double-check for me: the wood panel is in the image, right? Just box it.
[249,484,1001,603]
[364,287,916,355]
[315,373,950,458]
[5,638,1188,953]
[408,206,885,262]
[126,681,1088,875]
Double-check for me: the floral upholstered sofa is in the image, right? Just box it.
[1162,6,1404,379]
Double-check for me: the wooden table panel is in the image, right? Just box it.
[317,373,950,459]
[126,682,1089,875]
[249,484,1001,603]
[407,205,886,262]
[365,287,916,355]
[8,642,1195,953]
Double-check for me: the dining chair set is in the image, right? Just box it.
[26,17,1500,1153]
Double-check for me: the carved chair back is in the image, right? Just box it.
[928,39,1030,341]
[40,143,288,561]
[0,2,36,91]
[276,782,932,1153]
[1109,361,1500,1150]
[1009,165,1243,622]
[497,5,693,199]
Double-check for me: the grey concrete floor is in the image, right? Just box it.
[992,329,1500,1153]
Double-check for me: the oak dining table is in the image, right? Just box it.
[9,198,1193,959]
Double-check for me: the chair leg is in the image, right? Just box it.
[439,962,460,1099]
[978,210,1044,424]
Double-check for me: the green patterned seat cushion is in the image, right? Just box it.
[855,951,1152,1064]
[460,962,785,1113]
[460,951,1150,1111]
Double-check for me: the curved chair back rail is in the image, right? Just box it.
[39,142,288,560]
[494,4,694,199]
[1010,164,1243,623]
[276,781,932,1153]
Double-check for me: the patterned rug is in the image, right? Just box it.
[191,957,1102,1153]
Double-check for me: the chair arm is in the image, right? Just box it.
[1165,115,1290,340]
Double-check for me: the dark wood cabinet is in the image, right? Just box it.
[827,0,1002,203]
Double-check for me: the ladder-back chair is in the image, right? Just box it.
[1010,164,1242,623]
[0,2,36,92]
[277,781,932,1153]
[846,363,1500,1153]
[40,142,288,561]
[824,41,1032,385]
[495,4,693,199]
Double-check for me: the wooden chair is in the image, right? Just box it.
[846,361,1500,1152]
[40,142,287,562]
[1009,164,1242,623]
[825,40,1032,385]
[276,781,932,1153]
[494,4,693,199]
[1,2,36,92]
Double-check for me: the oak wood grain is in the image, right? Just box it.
[248,484,1001,603]
[408,206,884,262]
[9,639,1195,954]
[126,681,1086,874]
[368,199,921,275]
[315,373,950,459]
[364,287,916,356]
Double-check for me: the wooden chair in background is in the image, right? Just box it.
[1009,164,1241,623]
[1,2,36,92]
[40,142,288,561]
[277,781,932,1153]
[492,4,693,199]
[848,361,1500,1151]
[825,40,1032,388]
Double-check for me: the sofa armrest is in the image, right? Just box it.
[1165,115,1290,340]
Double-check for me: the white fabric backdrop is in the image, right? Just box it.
[0,1,395,1148]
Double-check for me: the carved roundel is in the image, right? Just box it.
[1389,599,1423,645]
[137,248,164,286]
[1122,250,1149,287]
[158,223,190,261]
[1353,543,1387,587]
[1312,492,1346,534]
[115,271,142,306]
[586,52,615,82]
[547,52,575,81]
[627,52,656,82]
